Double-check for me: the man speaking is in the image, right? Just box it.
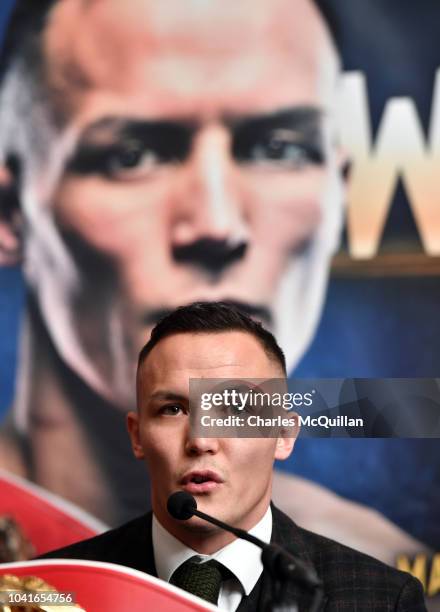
[40,302,426,611]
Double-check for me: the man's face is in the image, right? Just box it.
[128,331,294,536]
[16,0,342,407]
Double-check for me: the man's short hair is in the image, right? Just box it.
[137,302,287,375]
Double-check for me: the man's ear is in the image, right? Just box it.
[126,411,145,460]
[0,161,22,266]
[274,415,299,461]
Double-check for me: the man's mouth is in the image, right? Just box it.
[179,470,224,494]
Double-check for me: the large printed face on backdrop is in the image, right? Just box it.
[7,0,343,408]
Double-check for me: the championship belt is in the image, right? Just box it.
[0,560,215,612]
[0,470,107,559]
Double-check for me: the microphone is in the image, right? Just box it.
[167,491,322,590]
[168,490,197,520]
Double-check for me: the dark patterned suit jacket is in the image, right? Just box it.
[39,505,426,611]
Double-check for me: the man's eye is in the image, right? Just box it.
[160,404,183,416]
[233,127,324,169]
[249,138,314,168]
[220,403,242,415]
[107,141,159,180]
[68,123,193,178]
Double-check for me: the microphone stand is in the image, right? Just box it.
[189,506,324,612]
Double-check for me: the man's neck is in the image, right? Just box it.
[154,503,271,555]
[169,526,238,556]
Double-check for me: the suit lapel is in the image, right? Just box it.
[127,512,158,577]
[237,505,327,611]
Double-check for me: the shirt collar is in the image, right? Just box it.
[152,506,272,596]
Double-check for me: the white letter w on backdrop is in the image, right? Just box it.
[340,69,440,258]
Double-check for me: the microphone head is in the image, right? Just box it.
[167,491,197,520]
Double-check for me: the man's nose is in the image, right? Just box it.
[184,435,220,457]
[171,126,249,276]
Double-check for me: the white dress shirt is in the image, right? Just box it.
[152,506,272,611]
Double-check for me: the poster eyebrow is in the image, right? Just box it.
[225,105,324,132]
[75,116,198,146]
[75,108,322,143]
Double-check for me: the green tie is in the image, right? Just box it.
[170,556,225,604]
